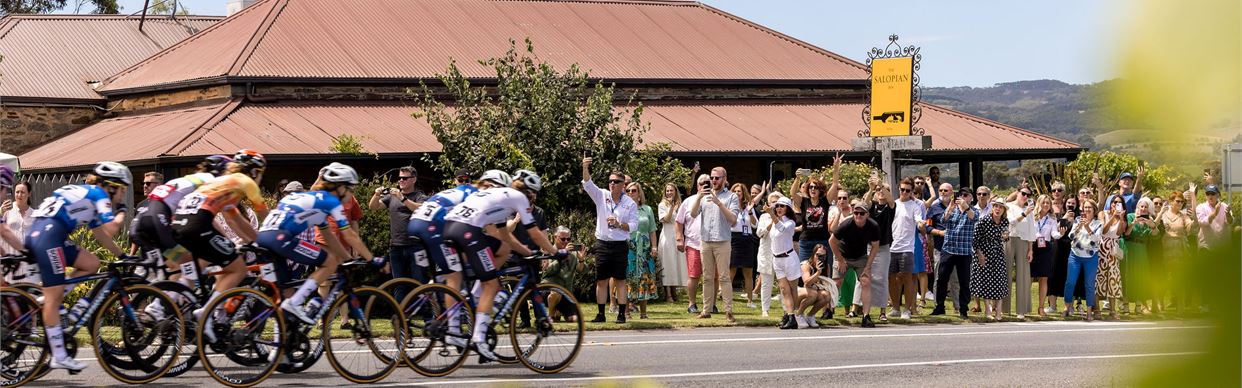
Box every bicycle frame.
[52,271,138,335]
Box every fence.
[22,173,136,222]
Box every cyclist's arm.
[240,178,270,220]
[526,224,557,254]
[91,225,126,257]
[223,209,257,243]
[485,223,531,257]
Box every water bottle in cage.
[305,297,323,318]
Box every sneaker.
[724,312,735,323]
[795,315,808,329]
[474,343,499,362]
[1043,306,1054,315]
[281,300,316,325]
[747,302,757,309]
[807,317,820,328]
[50,357,88,372]
[591,313,606,323]
[886,309,899,318]
[687,305,699,314]
[901,309,911,320]
[925,291,935,301]
[821,309,833,320]
[861,314,876,328]
[446,335,468,349]
[778,314,793,329]
[761,311,770,318]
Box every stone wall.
[0,105,101,155]
[108,85,232,112]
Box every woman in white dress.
[657,183,687,303]
[2,181,35,284]
[754,191,782,317]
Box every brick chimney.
[225,0,257,16]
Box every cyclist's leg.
[259,230,330,320]
[30,220,90,369]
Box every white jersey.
[444,187,535,228]
[149,172,215,209]
[411,184,477,223]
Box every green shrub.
[773,161,877,199]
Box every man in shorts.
[677,174,709,314]
[830,200,881,327]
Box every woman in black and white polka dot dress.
[971,199,1010,321]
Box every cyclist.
[260,162,379,323]
[130,155,231,280]
[171,150,270,323]
[26,162,132,372]
[405,170,514,302]
[0,165,22,254]
[442,169,562,361]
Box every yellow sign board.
[869,56,913,137]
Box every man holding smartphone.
[689,166,739,323]
[933,188,977,319]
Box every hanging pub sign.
[860,35,924,139]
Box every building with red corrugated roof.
[15,0,1079,190]
[0,14,222,154]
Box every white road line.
[581,320,1168,339]
[371,352,1200,386]
[581,325,1210,347]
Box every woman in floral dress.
[626,182,659,319]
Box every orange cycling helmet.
[232,149,267,169]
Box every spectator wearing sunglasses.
[582,157,640,324]
[790,155,843,268]
[830,200,881,327]
[1004,186,1037,318]
[863,173,896,320]
[925,183,957,312]
[368,166,429,283]
[688,166,741,323]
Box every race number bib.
[259,263,277,282]
[33,197,64,218]
[180,261,199,281]
[175,193,206,215]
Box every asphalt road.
[23,320,1207,387]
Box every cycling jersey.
[148,172,215,209]
[411,184,477,223]
[174,173,268,217]
[30,184,115,229]
[258,191,349,235]
[443,187,535,228]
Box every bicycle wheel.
[325,287,404,383]
[197,288,283,388]
[399,283,472,377]
[1,287,46,388]
[91,284,184,384]
[377,277,423,307]
[510,283,584,374]
[150,281,199,378]
[488,276,521,364]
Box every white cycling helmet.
[480,169,512,187]
[513,169,543,192]
[319,162,360,185]
[93,161,132,186]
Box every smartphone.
[694,161,701,170]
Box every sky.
[108,0,1125,87]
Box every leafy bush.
[773,161,877,199]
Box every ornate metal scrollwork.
[860,35,924,138]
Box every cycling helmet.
[513,169,543,192]
[319,162,360,185]
[232,149,267,170]
[479,169,512,187]
[203,155,232,176]
[0,166,12,188]
[93,161,132,186]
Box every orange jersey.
[176,173,269,216]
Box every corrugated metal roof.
[0,14,221,101]
[18,103,230,169]
[100,0,867,94]
[20,100,1077,170]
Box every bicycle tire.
[509,283,584,374]
[196,287,283,388]
[377,277,423,306]
[400,283,472,377]
[148,281,200,378]
[324,287,405,383]
[0,287,46,388]
[91,284,184,384]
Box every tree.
[0,0,118,14]
[413,39,688,213]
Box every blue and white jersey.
[258,190,349,235]
[31,184,116,229]
[411,184,477,223]
[444,187,536,228]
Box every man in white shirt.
[677,175,709,314]
[1004,187,1037,318]
[689,167,739,323]
[582,157,639,324]
[888,178,925,319]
